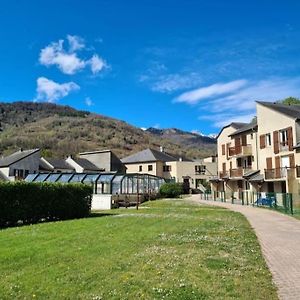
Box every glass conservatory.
[25,172,165,195]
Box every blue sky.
[1,1,300,135]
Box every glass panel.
[98,174,114,183]
[46,173,61,182]
[34,173,49,182]
[25,174,38,182]
[58,173,74,183]
[112,175,124,194]
[83,174,100,183]
[69,174,86,183]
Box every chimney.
[159,146,164,153]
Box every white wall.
[91,194,112,210]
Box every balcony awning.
[209,176,222,182]
[248,173,264,183]
[243,169,260,179]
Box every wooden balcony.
[228,145,252,157]
[229,167,252,178]
[265,167,294,180]
[219,171,229,178]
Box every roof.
[0,170,9,181]
[229,120,257,137]
[46,158,75,171]
[257,101,300,120]
[121,148,192,164]
[0,148,40,167]
[216,122,248,139]
[39,158,54,171]
[248,173,264,182]
[79,149,111,155]
[243,169,260,179]
[72,157,103,171]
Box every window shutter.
[222,163,226,173]
[260,134,266,149]
[287,127,293,151]
[273,131,279,154]
[289,154,295,168]
[222,144,225,155]
[266,157,272,170]
[235,138,241,154]
[275,156,280,178]
[241,135,247,146]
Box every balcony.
[265,167,295,180]
[219,171,229,178]
[229,167,252,178]
[228,145,252,157]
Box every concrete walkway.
[189,195,300,300]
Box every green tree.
[278,97,300,105]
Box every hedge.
[0,181,93,228]
[159,182,183,198]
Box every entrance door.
[281,156,290,178]
[183,178,190,194]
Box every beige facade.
[122,148,217,191]
[212,101,300,202]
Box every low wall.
[91,194,112,210]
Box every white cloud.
[85,97,93,106]
[39,35,107,75]
[67,35,85,52]
[175,79,247,104]
[210,77,300,113]
[199,112,254,128]
[35,77,80,103]
[89,54,107,74]
[151,72,202,93]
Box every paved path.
[189,195,300,300]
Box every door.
[281,156,290,178]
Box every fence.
[200,191,299,216]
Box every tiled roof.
[0,148,39,167]
[257,101,300,120]
[216,122,248,139]
[72,157,103,171]
[229,120,257,137]
[121,148,191,163]
[46,158,75,171]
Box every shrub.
[0,181,93,228]
[159,182,183,198]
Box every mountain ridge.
[0,101,216,159]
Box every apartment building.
[211,101,300,201]
[121,147,217,191]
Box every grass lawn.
[0,199,277,299]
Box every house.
[78,149,126,173]
[121,147,217,190]
[39,157,75,173]
[0,148,40,181]
[66,156,103,173]
[211,101,300,202]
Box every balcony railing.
[228,145,252,157]
[219,171,229,178]
[229,167,252,178]
[265,167,294,180]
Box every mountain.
[0,102,216,159]
[146,127,216,147]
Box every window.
[163,165,171,172]
[280,129,288,146]
[148,165,153,171]
[195,165,206,174]
[139,165,142,172]
[222,144,225,155]
[250,133,253,140]
[265,133,271,146]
